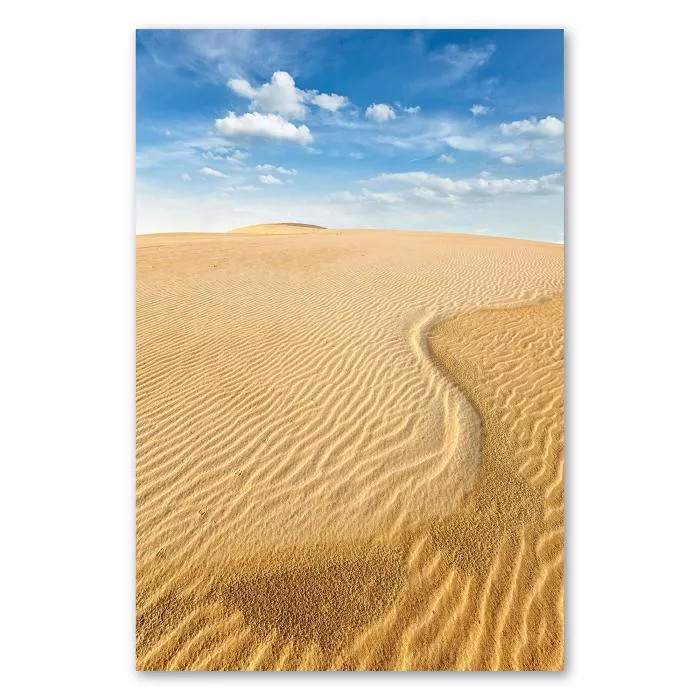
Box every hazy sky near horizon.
[136,29,564,241]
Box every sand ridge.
[136,226,563,670]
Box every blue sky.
[136,29,564,241]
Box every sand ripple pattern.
[136,227,563,670]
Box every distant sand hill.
[229,222,329,234]
[136,225,563,670]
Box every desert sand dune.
[136,226,563,670]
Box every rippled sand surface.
[136,224,564,670]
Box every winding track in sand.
[136,224,564,670]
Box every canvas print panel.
[136,28,564,671]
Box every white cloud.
[437,154,456,164]
[309,92,350,112]
[215,111,313,145]
[181,173,192,181]
[255,164,298,176]
[470,104,490,117]
[259,174,284,185]
[500,155,516,165]
[365,103,396,123]
[228,71,350,118]
[500,116,564,138]
[228,150,249,160]
[349,152,364,160]
[164,129,173,137]
[200,166,228,178]
[228,71,307,119]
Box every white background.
[3,1,700,697]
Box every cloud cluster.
[220,71,356,147]
[330,170,563,207]
[443,116,564,163]
[370,170,563,197]
[215,111,313,145]
[229,71,350,119]
[437,154,456,164]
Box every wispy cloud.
[256,164,298,176]
[470,104,491,116]
[200,166,228,178]
[259,174,284,185]
[428,43,496,85]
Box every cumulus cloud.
[200,167,228,178]
[228,71,307,119]
[308,92,349,112]
[365,103,396,123]
[500,155,516,165]
[470,104,490,116]
[437,154,456,164]
[255,164,298,176]
[259,174,284,185]
[181,173,192,181]
[228,71,350,118]
[228,150,249,160]
[500,116,564,138]
[215,111,313,145]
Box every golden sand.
[136,224,564,670]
